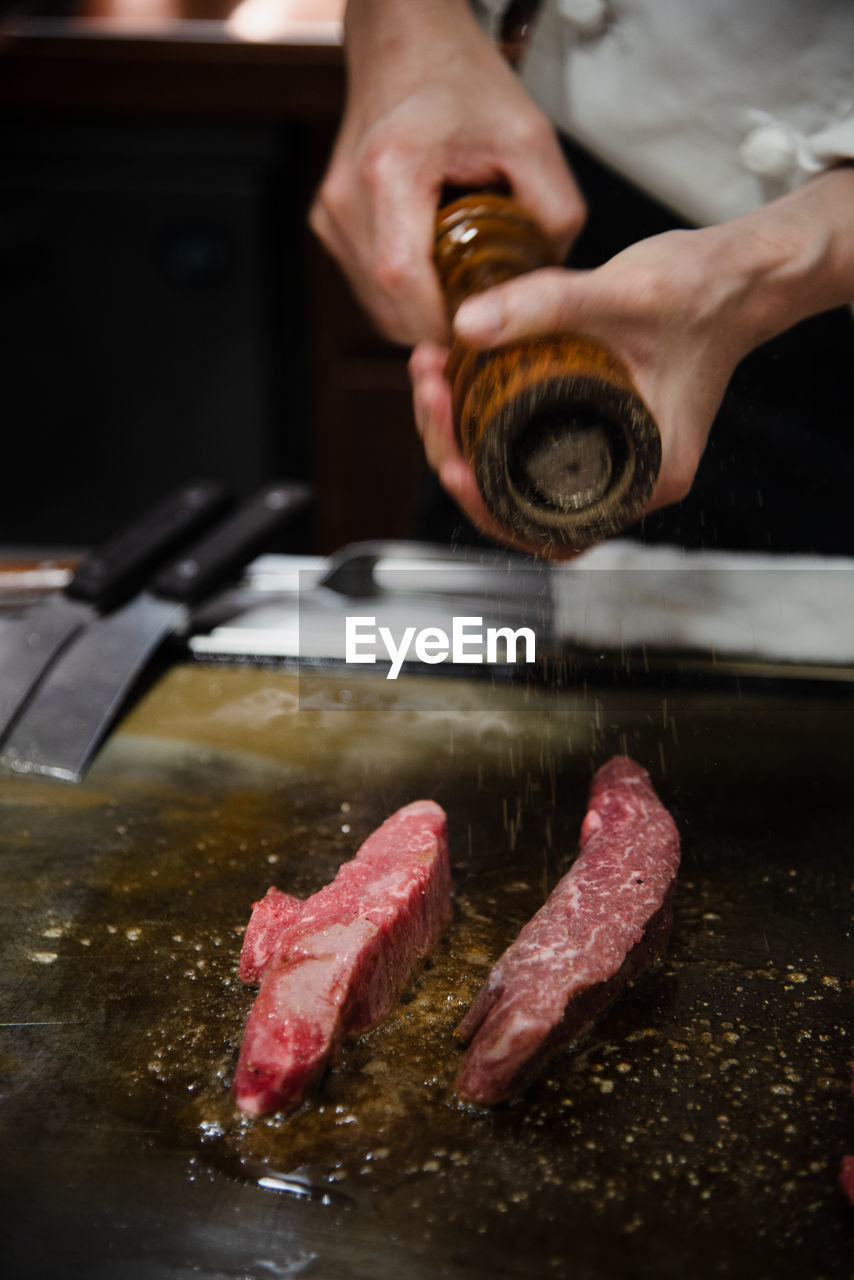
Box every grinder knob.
[434,192,661,553]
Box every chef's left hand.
[410,224,755,549]
[411,166,854,555]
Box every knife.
[0,482,312,783]
[0,479,232,742]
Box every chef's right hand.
[309,0,586,346]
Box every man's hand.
[310,0,585,345]
[410,165,854,553]
[411,229,749,551]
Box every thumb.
[453,267,591,347]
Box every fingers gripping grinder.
[434,192,661,552]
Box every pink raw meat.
[239,888,304,984]
[842,1062,854,1209]
[841,1156,854,1209]
[456,756,680,1105]
[233,800,451,1117]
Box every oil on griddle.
[0,663,851,1280]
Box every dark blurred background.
[0,0,423,552]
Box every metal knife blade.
[317,540,551,601]
[0,479,232,742]
[0,482,312,783]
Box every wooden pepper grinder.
[434,192,661,552]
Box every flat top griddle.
[1,662,852,1279]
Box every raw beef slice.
[233,800,451,1116]
[842,1061,854,1209]
[238,887,304,985]
[456,756,680,1105]
[841,1155,854,1209]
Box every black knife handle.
[67,479,233,610]
[150,482,313,603]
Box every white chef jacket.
[475,0,854,227]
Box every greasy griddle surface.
[0,665,852,1279]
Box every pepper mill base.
[453,334,662,552]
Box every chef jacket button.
[739,123,798,179]
[557,0,610,38]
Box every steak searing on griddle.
[456,756,680,1105]
[232,800,451,1117]
[238,887,304,985]
[842,1062,854,1209]
[841,1156,854,1209]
